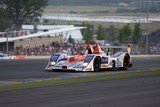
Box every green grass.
[0,70,160,92]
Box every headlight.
[50,62,56,66]
[83,63,88,67]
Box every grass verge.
[0,70,160,92]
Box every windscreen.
[50,54,60,61]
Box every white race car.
[0,53,12,59]
[0,52,26,60]
[45,44,132,71]
[63,44,132,71]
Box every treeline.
[80,23,141,45]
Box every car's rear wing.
[101,44,131,54]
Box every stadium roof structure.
[0,26,86,43]
[22,25,75,30]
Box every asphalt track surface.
[0,57,160,107]
[0,75,160,107]
[0,57,160,80]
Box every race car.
[0,53,12,59]
[45,44,132,71]
[60,44,132,71]
[0,52,26,60]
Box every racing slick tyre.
[93,56,101,71]
[118,54,130,70]
[112,60,116,68]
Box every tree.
[0,8,11,31]
[97,24,105,40]
[83,23,94,43]
[1,0,48,29]
[119,24,132,44]
[109,25,117,42]
[133,23,141,44]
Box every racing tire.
[118,54,130,70]
[112,60,115,68]
[93,57,101,72]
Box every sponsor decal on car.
[101,64,108,68]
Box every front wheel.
[93,57,101,71]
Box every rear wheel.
[112,60,115,68]
[93,57,101,71]
[118,54,130,70]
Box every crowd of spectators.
[8,39,160,56]
[149,30,160,54]
[130,30,160,54]
[12,41,86,56]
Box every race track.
[0,56,160,80]
[0,56,160,107]
[0,74,160,107]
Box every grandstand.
[0,25,85,52]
